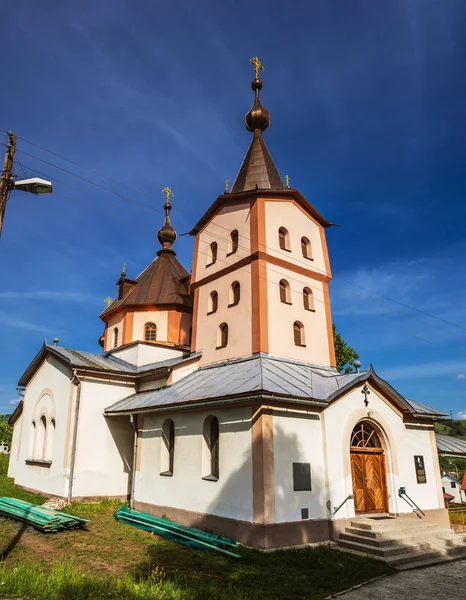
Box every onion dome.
[245,78,270,132]
[157,187,177,254]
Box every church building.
[8,62,448,549]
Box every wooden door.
[351,452,388,514]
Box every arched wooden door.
[350,421,388,514]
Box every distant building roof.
[461,474,466,491]
[436,433,466,457]
[444,492,455,501]
[105,353,446,417]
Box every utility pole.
[0,131,17,238]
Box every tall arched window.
[229,230,239,254]
[301,236,312,259]
[45,418,56,460]
[278,227,290,251]
[37,415,47,460]
[230,281,240,306]
[209,242,218,265]
[293,321,305,346]
[279,279,291,304]
[303,287,315,311]
[208,291,218,314]
[29,421,36,459]
[145,323,157,341]
[217,323,228,348]
[113,327,119,348]
[203,416,219,480]
[161,418,175,476]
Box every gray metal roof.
[436,433,466,456]
[18,343,200,386]
[105,353,446,417]
[404,398,446,417]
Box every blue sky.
[1,0,466,417]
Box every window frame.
[301,236,313,260]
[229,281,240,307]
[208,290,218,315]
[293,321,306,347]
[160,418,175,477]
[113,327,119,348]
[217,323,229,349]
[303,287,315,311]
[279,279,291,304]
[278,227,291,252]
[227,230,239,256]
[144,322,157,342]
[208,242,218,266]
[202,416,219,481]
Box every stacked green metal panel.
[0,497,87,532]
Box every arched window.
[29,421,36,459]
[209,242,218,265]
[301,236,312,259]
[279,279,291,304]
[217,323,228,348]
[113,327,119,348]
[203,416,219,480]
[230,281,240,306]
[303,287,315,311]
[208,291,218,314]
[144,323,157,341]
[293,321,305,346]
[278,227,290,251]
[37,415,47,460]
[161,418,175,476]
[229,230,239,255]
[351,422,381,449]
[45,418,55,460]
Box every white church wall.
[110,342,185,367]
[264,200,329,277]
[10,356,72,498]
[273,410,327,523]
[72,378,135,498]
[265,263,330,365]
[135,406,253,521]
[195,203,251,282]
[323,384,443,521]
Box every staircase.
[336,516,466,570]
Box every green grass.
[0,455,393,599]
[434,419,466,441]
[0,455,46,505]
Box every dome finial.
[245,56,270,132]
[157,187,177,254]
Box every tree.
[0,421,12,447]
[333,325,359,374]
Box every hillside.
[434,419,466,441]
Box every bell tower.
[190,60,336,367]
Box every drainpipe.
[129,413,137,510]
[68,370,82,503]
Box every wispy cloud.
[8,399,20,405]
[457,374,466,380]
[0,291,95,303]
[456,411,466,420]
[380,360,466,381]
[0,316,52,334]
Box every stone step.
[339,532,399,548]
[350,518,441,534]
[338,538,414,558]
[344,524,448,541]
[396,548,466,571]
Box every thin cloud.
[0,316,52,333]
[9,399,20,405]
[457,374,466,380]
[380,360,466,381]
[0,291,94,302]
[456,411,466,420]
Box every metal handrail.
[333,494,354,515]
[398,487,425,518]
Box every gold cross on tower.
[249,56,264,79]
[162,187,174,202]
[284,174,290,188]
[104,297,112,307]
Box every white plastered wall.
[195,266,253,365]
[322,384,443,521]
[195,203,251,282]
[71,377,135,498]
[266,263,330,365]
[110,343,186,367]
[273,410,327,522]
[104,313,125,351]
[264,200,329,277]
[135,406,253,521]
[9,356,72,497]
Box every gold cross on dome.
[104,297,112,307]
[249,56,264,79]
[285,174,290,188]
[162,187,174,202]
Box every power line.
[10,135,466,340]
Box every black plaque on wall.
[414,455,427,484]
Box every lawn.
[0,455,392,599]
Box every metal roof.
[105,353,446,417]
[18,343,200,386]
[436,433,466,456]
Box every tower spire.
[231,58,284,194]
[157,187,177,254]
